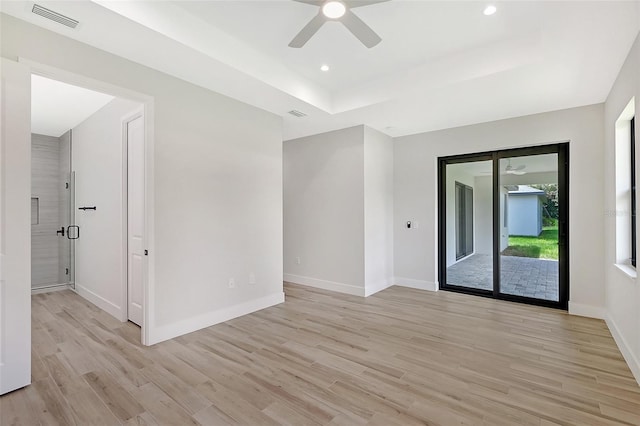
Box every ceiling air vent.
[288,110,307,118]
[32,4,79,29]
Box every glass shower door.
[59,170,76,288]
[31,130,75,290]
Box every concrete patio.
[446,253,559,301]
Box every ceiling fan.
[505,159,526,175]
[289,0,388,48]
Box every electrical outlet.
[228,278,236,288]
[295,256,301,265]
[249,273,256,285]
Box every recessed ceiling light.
[320,64,330,72]
[483,5,497,16]
[322,1,346,19]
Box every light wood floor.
[2,284,640,425]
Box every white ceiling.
[4,0,639,140]
[31,74,114,137]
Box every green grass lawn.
[502,225,558,260]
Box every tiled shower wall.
[32,133,60,288]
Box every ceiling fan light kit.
[322,1,346,18]
[289,0,388,48]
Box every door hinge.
[144,250,148,256]
[65,268,69,275]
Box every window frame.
[631,117,636,267]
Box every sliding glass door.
[438,144,568,309]
[499,153,560,302]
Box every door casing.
[0,58,32,395]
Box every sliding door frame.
[438,143,569,309]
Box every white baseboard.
[31,284,71,294]
[150,291,285,345]
[394,277,439,292]
[364,279,394,297]
[606,313,640,385]
[568,301,606,319]
[284,273,365,296]
[74,284,124,321]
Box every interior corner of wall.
[568,301,606,319]
[393,277,438,292]
[150,291,285,345]
[364,279,394,297]
[605,312,640,385]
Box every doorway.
[30,74,146,328]
[438,143,569,309]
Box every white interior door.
[0,59,32,394]
[127,114,145,326]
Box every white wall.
[508,195,541,237]
[283,125,394,296]
[604,33,640,383]
[283,126,365,295]
[364,126,394,296]
[394,104,605,310]
[1,14,284,344]
[72,98,140,320]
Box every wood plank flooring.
[2,283,639,425]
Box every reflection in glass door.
[499,154,559,302]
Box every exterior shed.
[507,185,546,236]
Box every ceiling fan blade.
[345,0,390,8]
[341,9,382,48]
[512,171,527,175]
[289,14,327,48]
[515,165,526,171]
[292,0,323,5]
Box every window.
[632,117,636,267]
[614,98,636,269]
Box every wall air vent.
[32,4,79,29]
[287,110,307,118]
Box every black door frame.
[438,143,569,310]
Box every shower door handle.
[67,225,80,240]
